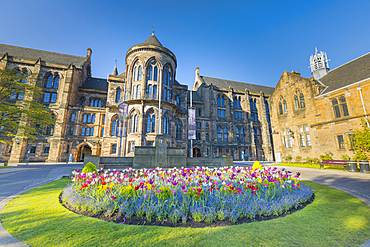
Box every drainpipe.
[357,84,370,128]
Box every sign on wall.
[188,108,196,140]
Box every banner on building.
[119,103,128,121]
[188,108,196,139]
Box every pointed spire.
[111,60,118,76]
[152,25,155,35]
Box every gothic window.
[45,74,59,89]
[87,114,92,123]
[138,66,142,80]
[70,113,75,122]
[81,127,86,136]
[68,126,74,136]
[265,100,270,123]
[90,99,94,107]
[223,126,228,142]
[332,99,341,118]
[131,114,138,133]
[283,100,287,113]
[148,85,153,99]
[298,125,312,147]
[221,97,225,107]
[137,85,141,99]
[176,121,181,139]
[148,61,157,81]
[147,110,155,133]
[294,96,299,110]
[163,114,169,135]
[299,94,305,108]
[217,126,222,142]
[217,95,226,118]
[116,88,121,103]
[134,66,138,81]
[279,102,283,115]
[241,127,245,143]
[163,89,167,101]
[92,114,95,123]
[250,98,258,120]
[153,85,157,99]
[217,96,221,107]
[111,116,118,136]
[339,96,349,117]
[43,92,57,103]
[234,97,241,109]
[83,114,87,123]
[154,67,158,81]
[98,99,102,107]
[133,86,137,99]
[236,127,240,142]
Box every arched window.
[332,99,341,118]
[234,97,238,108]
[294,95,299,110]
[221,97,225,107]
[86,127,90,136]
[279,102,283,115]
[163,89,167,101]
[148,66,153,81]
[70,113,75,122]
[299,93,305,108]
[98,100,102,107]
[83,114,87,123]
[176,121,181,139]
[92,114,95,123]
[217,126,222,142]
[137,85,141,98]
[46,75,53,88]
[153,85,157,99]
[339,96,349,116]
[236,127,240,142]
[90,99,94,107]
[238,97,241,109]
[138,66,142,80]
[241,127,245,143]
[81,127,86,136]
[164,114,169,134]
[116,88,121,103]
[154,67,158,81]
[87,114,92,123]
[164,69,167,85]
[147,110,155,133]
[134,66,138,81]
[283,100,287,113]
[217,96,221,107]
[223,126,228,142]
[53,75,59,89]
[94,99,98,107]
[90,127,94,136]
[133,86,137,99]
[131,114,138,133]
[148,85,153,99]
[111,116,118,136]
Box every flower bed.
[62,166,313,226]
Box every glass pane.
[148,66,153,81]
[154,67,158,81]
[298,126,303,133]
[46,75,53,88]
[43,93,50,102]
[332,99,338,105]
[138,66,142,80]
[294,96,299,110]
[153,86,157,99]
[304,125,309,132]
[152,115,155,132]
[50,93,57,103]
[306,133,311,146]
[341,103,349,116]
[339,96,346,103]
[147,115,151,133]
[334,105,341,118]
[148,85,152,99]
[53,76,59,89]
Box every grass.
[1,178,370,247]
[275,162,348,171]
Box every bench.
[320,160,349,171]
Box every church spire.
[111,60,118,76]
[309,47,330,80]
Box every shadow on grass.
[1,179,370,247]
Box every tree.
[0,67,55,143]
[348,119,370,161]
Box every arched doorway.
[77,145,92,162]
[193,147,201,157]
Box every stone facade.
[0,33,275,163]
[270,49,370,162]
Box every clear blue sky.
[1,0,369,89]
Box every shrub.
[353,152,368,161]
[294,156,302,163]
[82,162,97,174]
[319,152,333,161]
[303,157,312,163]
[252,161,263,170]
[341,154,351,161]
[283,155,292,162]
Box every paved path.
[0,164,83,247]
[0,162,369,246]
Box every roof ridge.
[200,75,274,89]
[325,51,370,75]
[0,43,86,59]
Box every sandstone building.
[270,48,370,162]
[0,33,274,163]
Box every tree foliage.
[0,67,55,143]
[349,119,370,161]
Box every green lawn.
[274,162,348,171]
[1,178,369,247]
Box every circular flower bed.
[62,165,313,226]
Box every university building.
[270,48,370,161]
[0,33,274,163]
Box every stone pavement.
[0,162,369,246]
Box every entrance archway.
[193,147,201,157]
[77,145,92,162]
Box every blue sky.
[1,0,369,88]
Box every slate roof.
[320,51,370,94]
[200,76,274,95]
[0,44,87,67]
[142,34,163,47]
[81,77,108,91]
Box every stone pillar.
[155,135,167,167]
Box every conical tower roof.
[142,33,163,47]
[111,64,118,76]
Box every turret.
[309,47,330,80]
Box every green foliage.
[252,160,263,170]
[294,156,302,163]
[81,162,97,174]
[303,157,313,163]
[341,154,351,161]
[119,185,137,197]
[319,151,333,161]
[349,119,370,161]
[0,67,55,143]
[186,187,204,200]
[156,187,173,201]
[283,154,292,162]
